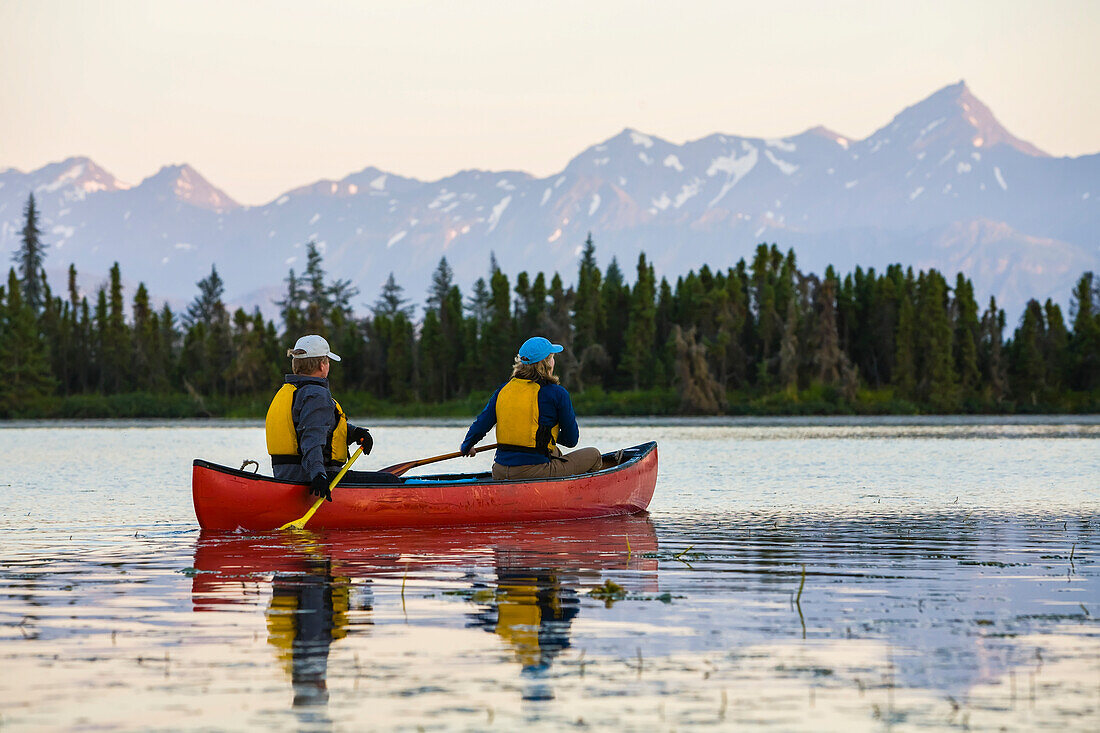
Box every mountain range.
[1,81,1097,321]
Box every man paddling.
[265,334,401,501]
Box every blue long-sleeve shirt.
[460,380,580,466]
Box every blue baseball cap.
[518,336,563,364]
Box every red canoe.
[192,442,658,530]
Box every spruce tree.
[226,308,268,395]
[183,265,230,394]
[0,269,55,415]
[979,296,1007,401]
[812,276,842,385]
[573,234,603,356]
[917,271,959,411]
[14,194,47,312]
[93,287,109,391]
[158,303,180,385]
[529,273,548,334]
[131,283,155,391]
[387,312,416,401]
[1042,299,1069,394]
[276,269,305,338]
[1010,300,1047,405]
[621,253,657,389]
[599,258,629,388]
[893,278,917,399]
[952,274,981,400]
[418,309,443,401]
[779,297,800,393]
[485,265,514,378]
[184,265,226,329]
[1069,272,1100,391]
[543,273,579,385]
[374,272,413,318]
[103,263,130,392]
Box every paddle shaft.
[278,443,365,530]
[381,443,499,477]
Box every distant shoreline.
[4,410,1099,430]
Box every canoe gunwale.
[193,441,657,488]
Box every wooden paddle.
[278,443,366,531]
[380,443,499,477]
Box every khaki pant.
[492,446,603,480]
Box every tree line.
[2,192,1098,417]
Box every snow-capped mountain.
[1,81,1096,320]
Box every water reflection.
[191,515,659,708]
[3,509,1095,729]
[465,560,581,701]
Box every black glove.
[309,473,332,502]
[348,426,373,454]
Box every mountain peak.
[144,164,239,211]
[32,156,131,196]
[802,125,853,149]
[877,81,1048,157]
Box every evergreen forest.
[2,193,1098,418]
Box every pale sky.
[1,0,1097,205]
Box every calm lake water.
[1,418,1098,730]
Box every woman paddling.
[460,336,603,479]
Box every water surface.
[1,419,1097,730]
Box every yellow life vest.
[495,378,559,456]
[265,383,349,465]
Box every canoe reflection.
[191,515,658,706]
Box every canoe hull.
[192,442,657,530]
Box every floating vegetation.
[587,580,680,607]
[175,567,212,576]
[588,580,627,607]
[441,587,498,603]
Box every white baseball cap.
[289,334,341,361]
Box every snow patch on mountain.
[675,180,702,208]
[764,150,799,175]
[589,194,601,216]
[707,142,759,206]
[487,196,511,232]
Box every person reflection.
[467,551,580,701]
[266,557,359,707]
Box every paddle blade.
[279,497,323,530]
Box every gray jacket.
[271,374,359,483]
